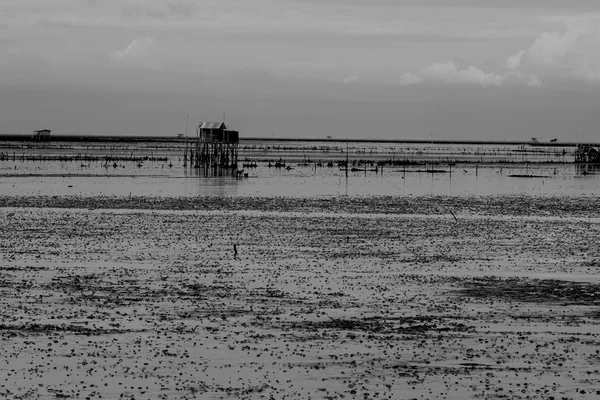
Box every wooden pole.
[346,139,349,178]
[183,114,189,167]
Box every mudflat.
[1,194,600,399]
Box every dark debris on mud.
[0,323,135,336]
[275,316,476,336]
[458,277,600,305]
[44,274,175,307]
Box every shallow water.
[1,159,600,198]
[0,139,575,161]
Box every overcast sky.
[2,0,600,140]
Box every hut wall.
[225,130,239,143]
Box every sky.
[2,0,600,141]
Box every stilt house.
[193,122,239,169]
[32,129,51,141]
[575,144,600,163]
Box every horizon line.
[0,133,591,147]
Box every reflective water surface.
[1,159,599,198]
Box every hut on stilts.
[575,144,600,163]
[185,122,239,175]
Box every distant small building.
[575,144,600,163]
[189,121,239,170]
[197,122,239,143]
[32,129,51,141]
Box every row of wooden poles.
[0,152,168,162]
[183,141,238,170]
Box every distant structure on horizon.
[575,144,600,163]
[32,129,51,141]
[184,121,239,173]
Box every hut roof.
[575,144,593,154]
[199,122,226,130]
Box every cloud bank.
[424,61,504,86]
[399,18,600,87]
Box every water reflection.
[3,158,600,198]
[189,166,239,179]
[189,176,240,197]
[575,163,600,175]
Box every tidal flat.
[1,195,600,399]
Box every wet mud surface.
[2,193,600,217]
[1,197,600,399]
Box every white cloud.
[420,61,504,86]
[398,73,423,86]
[504,50,524,70]
[503,70,542,87]
[111,37,155,60]
[398,58,539,88]
[110,37,161,70]
[343,74,360,83]
[506,19,600,82]
[397,18,600,88]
